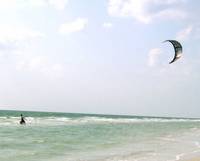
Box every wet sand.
[184,157,200,161]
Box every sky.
[0,0,200,117]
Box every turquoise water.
[1,110,200,161]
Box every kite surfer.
[20,114,26,125]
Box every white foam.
[159,137,177,142]
[194,141,200,148]
[0,116,200,126]
[175,153,185,160]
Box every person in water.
[20,114,26,125]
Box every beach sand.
[184,157,200,161]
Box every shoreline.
[182,154,200,161]
[184,157,200,161]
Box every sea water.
[0,110,200,161]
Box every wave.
[0,116,200,126]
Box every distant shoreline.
[0,109,199,120]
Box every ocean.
[0,110,200,161]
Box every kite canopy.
[164,40,182,64]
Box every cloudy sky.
[0,0,200,117]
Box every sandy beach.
[184,157,200,161]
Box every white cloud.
[148,48,162,66]
[0,0,18,9]
[107,0,187,24]
[0,25,44,43]
[154,8,186,20]
[16,56,64,76]
[49,0,68,10]
[0,0,68,10]
[28,0,46,7]
[29,0,68,10]
[59,18,88,34]
[176,25,193,41]
[0,25,44,50]
[103,22,113,28]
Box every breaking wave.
[0,116,200,126]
